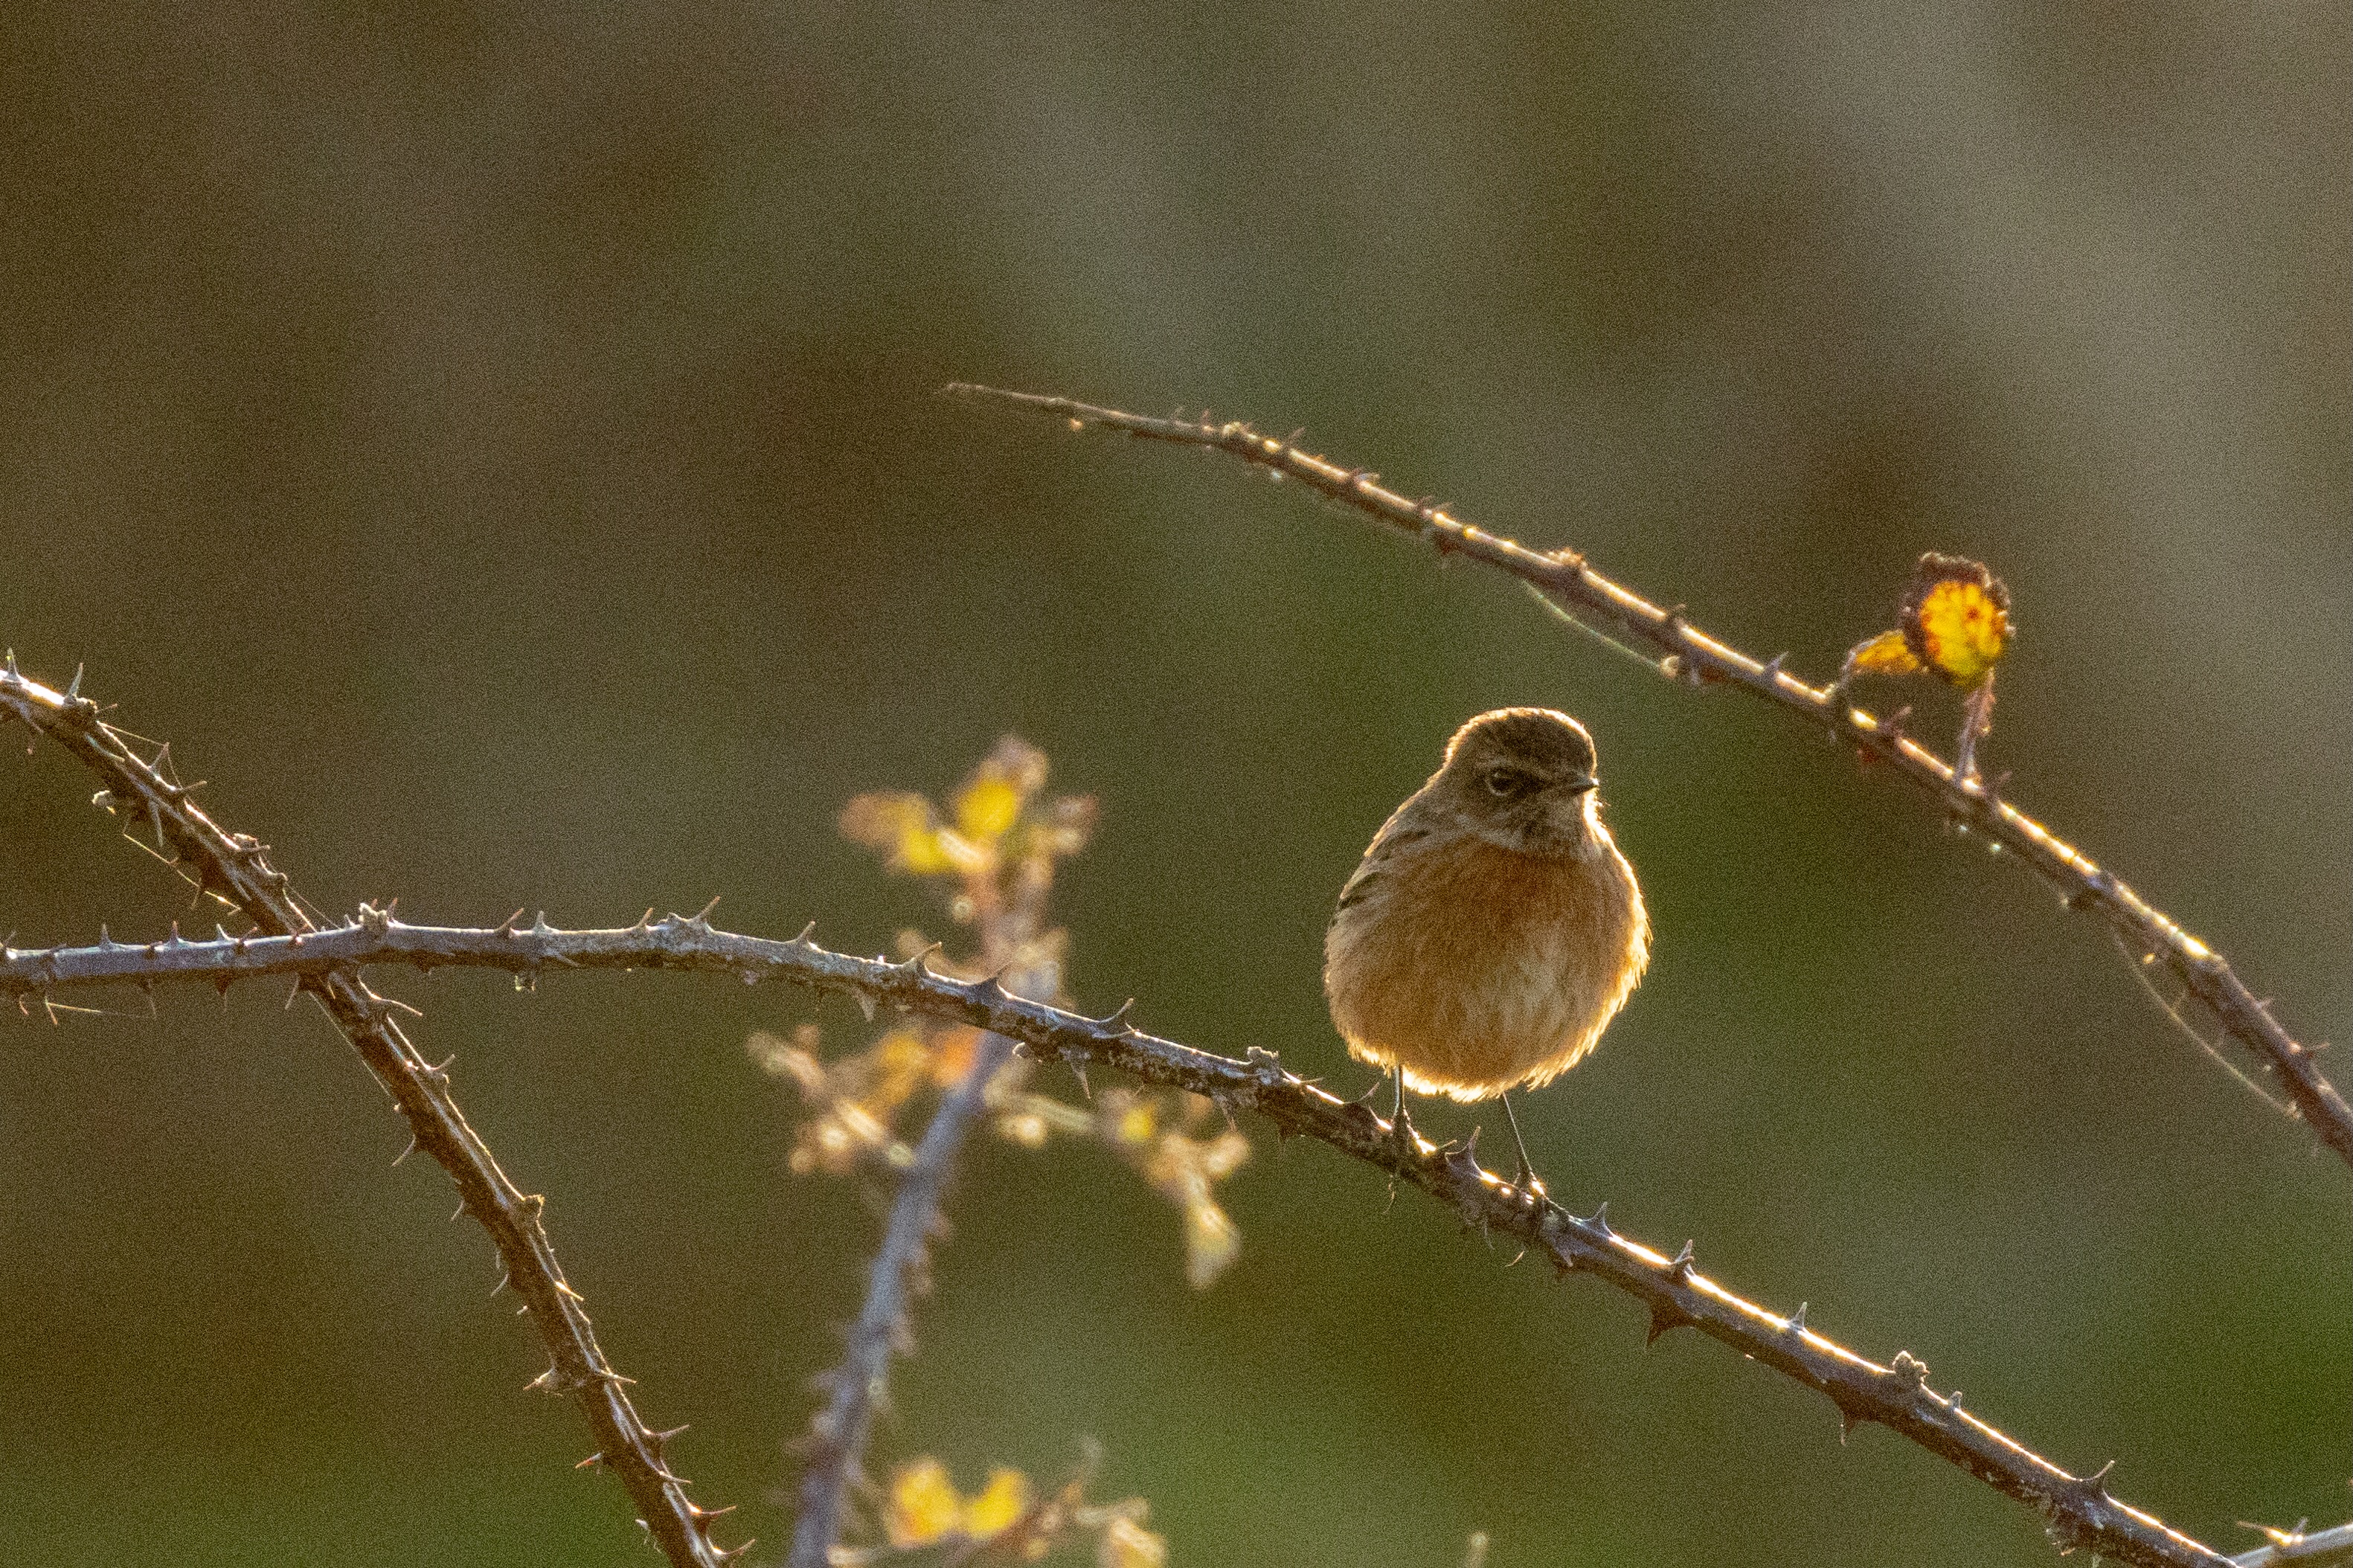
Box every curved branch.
[2,910,2241,1568]
[0,661,743,1568]
[937,384,2353,1172]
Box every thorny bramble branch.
[937,383,2353,1172]
[0,658,745,1568]
[1,907,2252,1568]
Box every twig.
[2234,1523,2353,1568]
[0,660,742,1568]
[789,774,1065,1568]
[936,384,2353,1172]
[3,910,2245,1568]
[786,1028,1019,1568]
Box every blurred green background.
[1,3,2345,1564]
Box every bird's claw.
[1388,1103,1418,1158]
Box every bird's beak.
[1563,773,1598,795]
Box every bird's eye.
[1483,768,1528,797]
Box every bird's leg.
[1388,1067,1417,1155]
[1497,1093,1546,1202]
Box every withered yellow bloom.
[1843,628,1923,678]
[1900,553,2011,687]
[1839,552,2012,691]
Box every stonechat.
[1323,707,1650,1192]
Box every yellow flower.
[885,1458,1033,1549]
[956,773,1025,844]
[961,1467,1032,1540]
[1116,1103,1158,1146]
[886,1458,963,1548]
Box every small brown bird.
[1323,707,1649,1191]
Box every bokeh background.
[2,4,2346,1564]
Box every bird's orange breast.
[1323,831,1648,1101]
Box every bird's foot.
[1496,1093,1548,1206]
[1387,1102,1419,1160]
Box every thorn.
[490,1271,510,1297]
[898,942,943,977]
[1761,653,1788,681]
[1837,1404,1866,1443]
[498,908,526,934]
[794,920,817,944]
[2073,1459,2116,1496]
[1787,1302,1808,1334]
[689,894,722,927]
[651,1424,690,1449]
[1067,1058,1092,1099]
[1645,1302,1689,1346]
[1876,705,1913,742]
[1338,466,1378,492]
[1091,997,1135,1029]
[1668,1240,1695,1281]
[283,975,306,1009]
[1582,1201,1611,1236]
[575,1451,607,1470]
[392,1137,417,1166]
